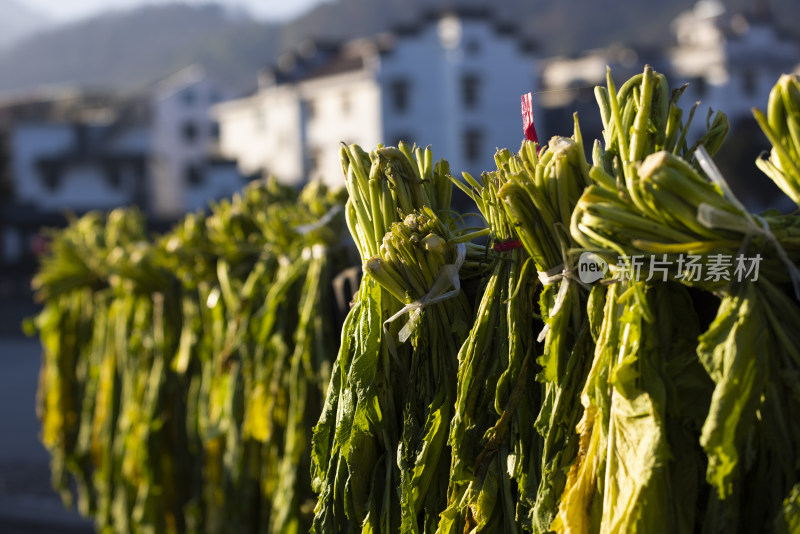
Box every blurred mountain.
[279,0,800,55]
[0,0,796,95]
[0,3,280,94]
[0,0,50,49]
[278,0,689,54]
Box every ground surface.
[0,336,94,533]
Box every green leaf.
[697,282,768,498]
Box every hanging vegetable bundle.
[560,66,800,533]
[311,143,490,533]
[29,178,348,534]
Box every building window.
[182,121,198,143]
[389,79,410,113]
[462,74,481,109]
[465,39,481,55]
[742,69,756,96]
[342,92,351,115]
[106,164,121,189]
[185,163,203,186]
[41,168,60,192]
[182,89,195,106]
[464,129,482,163]
[303,99,316,120]
[306,147,322,177]
[693,77,707,98]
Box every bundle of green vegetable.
[754,73,800,205]
[311,143,489,532]
[496,125,602,534]
[434,120,598,532]
[560,66,800,532]
[437,153,541,534]
[29,178,348,534]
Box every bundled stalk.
[29,179,348,534]
[562,65,800,532]
[31,208,178,527]
[753,73,800,206]
[495,131,601,534]
[437,156,539,533]
[311,143,488,533]
[437,120,596,532]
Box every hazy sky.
[20,0,329,22]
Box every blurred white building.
[534,0,798,148]
[3,91,150,213]
[0,67,246,266]
[2,66,245,220]
[212,8,539,188]
[149,65,242,218]
[669,0,799,127]
[537,44,665,144]
[9,122,148,213]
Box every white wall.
[378,16,537,179]
[301,72,382,188]
[213,98,261,175]
[150,73,229,218]
[214,86,305,185]
[378,26,451,158]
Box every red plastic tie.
[493,239,524,252]
[521,92,539,144]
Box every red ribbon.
[493,239,524,252]
[521,93,539,144]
